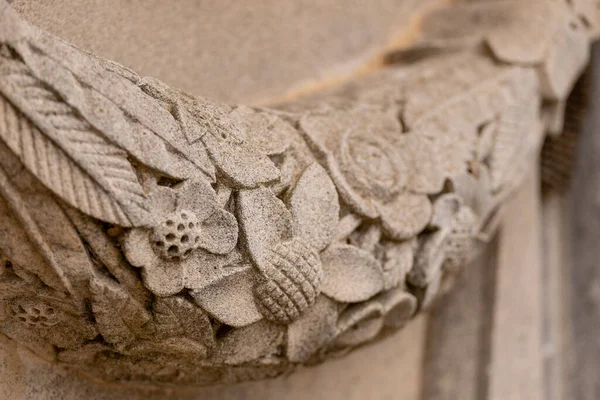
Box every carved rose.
[299,108,432,239]
[123,179,238,296]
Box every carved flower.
[0,297,97,358]
[299,107,433,240]
[123,179,238,297]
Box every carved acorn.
[254,238,322,324]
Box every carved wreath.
[0,0,593,386]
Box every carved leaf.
[489,68,540,191]
[153,296,216,352]
[65,207,151,306]
[89,277,155,345]
[404,54,533,148]
[237,187,294,264]
[538,17,589,100]
[0,51,150,226]
[21,37,214,181]
[0,171,71,293]
[126,337,208,360]
[173,96,280,188]
[320,244,384,303]
[288,162,339,252]
[15,48,215,181]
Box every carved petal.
[215,319,283,365]
[485,1,564,65]
[201,132,280,189]
[377,193,432,240]
[126,337,208,360]
[140,258,185,297]
[231,106,292,156]
[400,134,445,194]
[333,301,384,348]
[298,113,379,218]
[320,244,384,303]
[122,228,157,268]
[430,193,462,229]
[176,179,219,221]
[289,162,339,252]
[378,288,417,328]
[382,241,414,291]
[183,250,244,291]
[237,187,294,264]
[190,265,263,327]
[286,295,338,363]
[197,209,238,255]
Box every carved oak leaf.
[215,319,284,365]
[402,53,500,129]
[189,264,263,328]
[320,244,384,303]
[288,162,340,252]
[89,277,155,346]
[286,295,338,363]
[153,296,216,353]
[0,49,151,227]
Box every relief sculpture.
[0,0,594,386]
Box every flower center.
[10,300,59,327]
[151,209,202,261]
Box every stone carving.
[0,0,594,387]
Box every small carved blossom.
[123,179,238,297]
[0,297,96,351]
